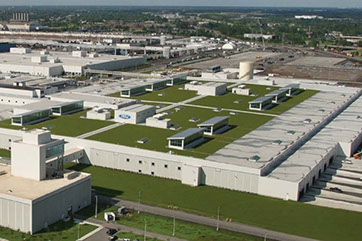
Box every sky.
[0,0,361,8]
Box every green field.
[78,204,262,241]
[117,232,161,241]
[108,83,198,102]
[67,163,362,241]
[190,85,318,115]
[0,219,96,241]
[0,148,11,158]
[86,107,272,158]
[0,110,114,137]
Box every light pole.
[77,223,81,240]
[264,232,267,241]
[138,191,141,214]
[95,195,98,218]
[172,213,176,236]
[144,219,147,241]
[216,206,220,231]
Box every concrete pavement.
[96,195,317,241]
[80,215,186,241]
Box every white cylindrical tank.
[239,61,254,80]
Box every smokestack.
[26,13,29,22]
[22,12,25,21]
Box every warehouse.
[168,128,204,150]
[265,89,289,103]
[184,82,227,96]
[114,104,156,124]
[198,116,229,135]
[0,48,145,77]
[248,96,274,110]
[0,129,91,234]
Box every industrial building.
[0,48,145,77]
[168,128,205,150]
[114,104,156,124]
[184,82,227,96]
[0,129,91,234]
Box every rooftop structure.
[115,104,156,124]
[168,128,204,150]
[49,92,138,110]
[248,96,274,111]
[184,82,227,96]
[198,116,229,135]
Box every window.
[170,139,183,147]
[126,158,130,162]
[151,162,155,166]
[177,167,181,171]
[164,164,168,168]
[138,170,142,173]
[139,160,142,164]
[46,144,64,159]
[151,171,154,175]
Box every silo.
[239,61,254,80]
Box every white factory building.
[0,129,91,234]
[0,48,145,77]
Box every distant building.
[295,15,324,20]
[243,34,274,40]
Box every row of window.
[1,99,26,104]
[127,158,181,170]
[138,169,181,175]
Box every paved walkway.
[96,195,317,241]
[155,95,206,113]
[79,215,186,241]
[77,123,122,139]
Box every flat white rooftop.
[119,104,154,112]
[206,90,360,170]
[0,165,90,201]
[49,92,137,108]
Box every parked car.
[106,228,118,236]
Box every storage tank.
[239,61,254,80]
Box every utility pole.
[216,206,220,231]
[95,195,98,218]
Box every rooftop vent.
[272,140,283,145]
[189,117,199,122]
[249,155,260,162]
[287,130,295,135]
[137,138,149,144]
[303,118,312,123]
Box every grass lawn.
[190,84,318,115]
[86,107,272,158]
[117,232,161,241]
[67,163,362,241]
[0,219,96,241]
[108,83,198,103]
[0,148,11,158]
[0,110,114,137]
[78,204,262,241]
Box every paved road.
[96,195,317,241]
[80,216,186,241]
[77,123,122,139]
